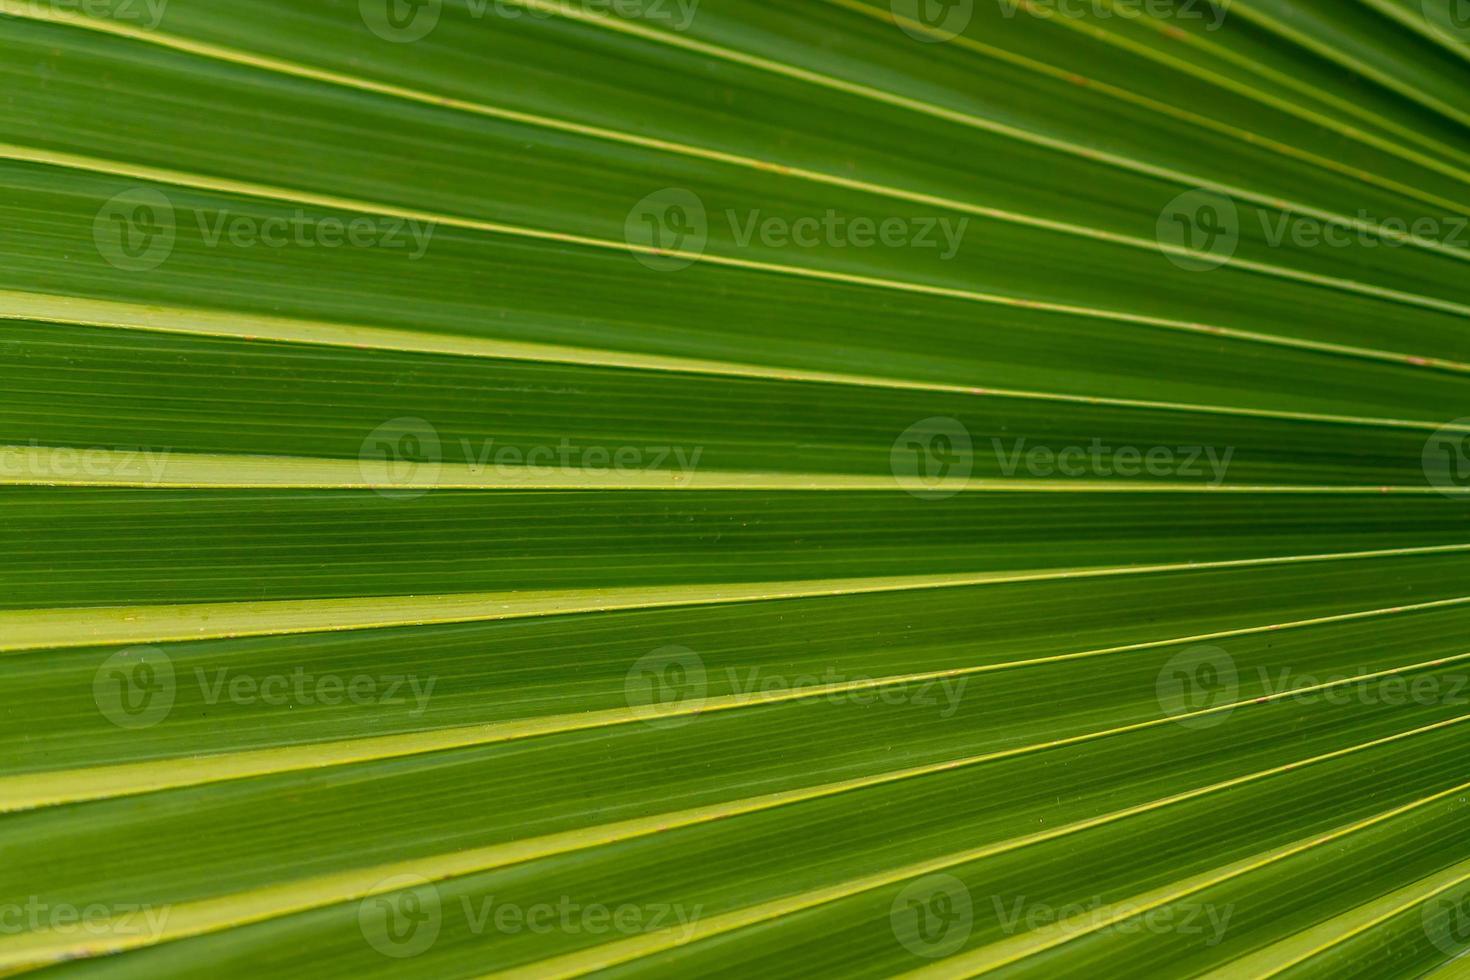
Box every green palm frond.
[4,0,1470,976]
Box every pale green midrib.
[905,787,1470,975]
[0,443,1461,492]
[5,543,1470,654]
[12,0,1470,306]
[1357,0,1470,68]
[830,0,1470,216]
[485,713,1470,980]
[503,0,1470,268]
[1083,0,1470,173]
[1217,856,1470,977]
[10,587,1470,814]
[9,290,1470,428]
[1223,0,1470,131]
[7,696,1464,973]
[10,140,1470,376]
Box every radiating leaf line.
[483,713,1470,979]
[0,443,1458,492]
[1359,0,1470,64]
[9,140,1470,370]
[4,543,1467,654]
[1048,0,1470,180]
[828,0,1470,215]
[12,588,1470,813]
[931,776,1470,976]
[1223,0,1470,130]
[502,0,1470,265]
[11,0,1469,302]
[8,705,1462,974]
[1083,0,1470,169]
[1227,857,1470,977]
[8,291,1468,427]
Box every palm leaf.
[3,0,1470,975]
